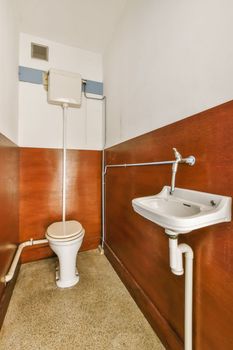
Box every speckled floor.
[0,250,164,350]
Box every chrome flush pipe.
[170,148,195,195]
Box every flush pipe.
[62,103,68,222]
[166,229,194,350]
[2,238,48,284]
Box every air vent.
[31,43,49,61]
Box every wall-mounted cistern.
[170,148,195,195]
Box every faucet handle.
[173,148,182,161]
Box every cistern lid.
[46,220,83,239]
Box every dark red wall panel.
[0,134,19,327]
[19,148,101,262]
[105,100,233,350]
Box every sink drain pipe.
[166,230,194,350]
[1,238,48,284]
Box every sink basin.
[132,186,231,234]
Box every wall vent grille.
[31,43,49,61]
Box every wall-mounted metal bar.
[83,80,103,96]
[104,156,195,174]
[83,81,105,100]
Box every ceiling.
[18,0,127,53]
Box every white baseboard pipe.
[2,238,48,284]
[168,235,194,350]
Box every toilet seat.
[46,220,84,241]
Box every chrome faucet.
[170,148,195,195]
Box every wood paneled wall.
[19,148,101,262]
[105,100,233,350]
[0,134,19,328]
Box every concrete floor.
[0,250,164,350]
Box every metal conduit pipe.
[101,147,106,251]
[2,238,48,284]
[83,80,105,101]
[82,81,106,251]
[104,154,195,173]
[101,98,107,251]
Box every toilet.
[46,220,85,288]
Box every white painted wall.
[0,0,19,143]
[18,0,127,53]
[104,0,233,147]
[18,33,104,149]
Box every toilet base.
[46,227,85,289]
[55,264,80,288]
[56,275,80,288]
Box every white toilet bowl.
[46,220,85,288]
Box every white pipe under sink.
[167,230,194,350]
[2,238,48,284]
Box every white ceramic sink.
[132,186,231,234]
